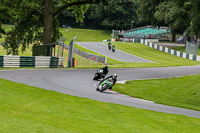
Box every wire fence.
[186,41,199,55]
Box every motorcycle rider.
[108,42,112,50]
[112,45,115,52]
[93,65,109,80]
[97,73,117,91]
[101,65,109,75]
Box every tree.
[187,0,200,40]
[137,0,200,42]
[0,4,11,36]
[1,0,106,55]
[137,0,165,26]
[85,0,137,30]
[154,0,189,41]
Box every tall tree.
[1,0,106,55]
[0,3,11,36]
[187,0,200,40]
[154,0,189,41]
[137,0,164,26]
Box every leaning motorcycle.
[93,69,106,80]
[96,79,114,92]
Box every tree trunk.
[43,0,53,44]
[171,30,176,42]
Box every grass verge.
[0,78,200,133]
[113,75,200,111]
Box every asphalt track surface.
[76,42,153,63]
[1,66,200,118]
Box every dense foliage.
[137,0,200,41]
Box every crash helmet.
[105,65,108,69]
[113,73,117,79]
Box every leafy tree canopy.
[137,0,200,41]
[0,0,106,55]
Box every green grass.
[72,42,200,68]
[113,75,200,111]
[109,42,200,67]
[0,45,32,56]
[0,25,111,43]
[60,28,111,43]
[0,78,200,133]
[0,24,14,43]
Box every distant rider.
[112,45,115,52]
[108,42,112,50]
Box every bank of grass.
[60,28,111,43]
[113,75,200,111]
[0,78,200,133]
[110,42,200,67]
[75,42,200,67]
[0,45,32,56]
[0,24,13,43]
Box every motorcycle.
[93,69,106,80]
[96,79,114,92]
[112,46,115,52]
[108,45,111,50]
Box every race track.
[1,66,200,118]
[77,42,153,63]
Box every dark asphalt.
[77,42,153,63]
[0,66,200,118]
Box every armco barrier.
[20,56,35,67]
[50,57,59,68]
[63,44,106,64]
[140,39,200,62]
[0,55,64,68]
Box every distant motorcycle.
[93,69,106,80]
[96,78,114,92]
[108,42,112,50]
[112,45,115,52]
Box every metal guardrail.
[0,55,64,68]
[62,44,106,64]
